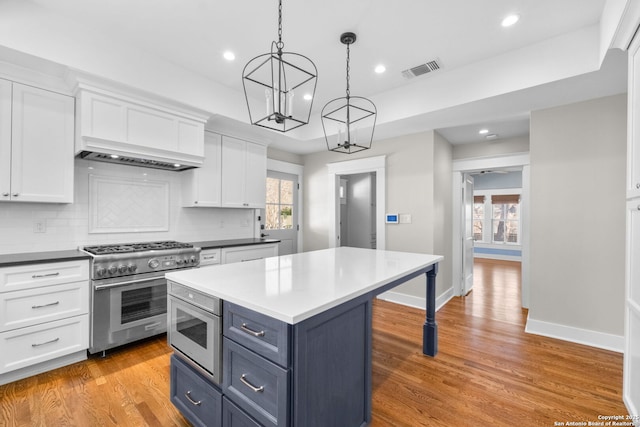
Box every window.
[473,196,485,241]
[491,194,520,244]
[265,176,294,230]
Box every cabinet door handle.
[241,323,265,337]
[1,193,8,197]
[32,301,60,309]
[240,374,264,393]
[32,337,59,347]
[636,183,640,189]
[32,272,60,279]
[12,193,18,197]
[184,391,202,406]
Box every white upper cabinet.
[221,136,266,208]
[629,34,640,199]
[75,82,208,168]
[0,80,74,203]
[182,132,222,207]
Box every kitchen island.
[166,247,442,427]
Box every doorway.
[264,170,298,255]
[452,153,530,308]
[327,155,386,249]
[338,173,377,249]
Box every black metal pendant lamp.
[321,32,377,154]
[242,0,318,133]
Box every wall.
[453,135,529,160]
[0,159,255,254]
[528,94,626,341]
[302,131,453,307]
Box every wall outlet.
[33,220,46,233]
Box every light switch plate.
[399,214,412,224]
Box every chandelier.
[242,0,318,133]
[321,32,377,154]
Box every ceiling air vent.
[401,59,442,79]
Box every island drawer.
[171,354,222,427]
[223,302,290,368]
[222,397,261,427]
[223,338,289,427]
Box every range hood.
[73,76,209,172]
[77,150,196,171]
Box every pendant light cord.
[276,0,284,52]
[345,42,351,99]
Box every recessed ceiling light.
[501,14,520,27]
[303,93,313,101]
[174,164,182,168]
[223,51,235,61]
[374,64,386,74]
[479,129,489,135]
[486,134,499,140]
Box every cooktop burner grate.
[83,241,194,256]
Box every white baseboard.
[474,254,522,262]
[0,350,87,386]
[525,315,624,353]
[377,286,455,312]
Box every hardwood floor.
[370,259,626,426]
[0,259,627,426]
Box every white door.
[264,171,298,255]
[462,173,474,295]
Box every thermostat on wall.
[385,214,399,224]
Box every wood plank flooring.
[0,259,627,426]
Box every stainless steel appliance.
[168,281,222,384]
[83,241,200,355]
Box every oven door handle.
[94,276,163,290]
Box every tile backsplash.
[0,159,256,254]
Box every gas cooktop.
[83,241,194,256]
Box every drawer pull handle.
[184,391,202,406]
[240,374,264,393]
[32,337,59,347]
[32,272,60,279]
[32,301,60,309]
[241,323,265,337]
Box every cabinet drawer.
[224,302,290,368]
[222,397,261,427]
[201,249,221,266]
[171,354,222,427]
[0,281,89,332]
[0,314,89,374]
[221,245,277,264]
[223,338,289,427]
[0,260,89,293]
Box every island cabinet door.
[292,296,372,427]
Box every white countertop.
[165,247,443,324]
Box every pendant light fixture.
[242,0,318,133]
[321,32,377,154]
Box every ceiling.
[0,0,629,154]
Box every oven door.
[168,295,221,384]
[90,272,168,354]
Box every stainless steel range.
[82,241,201,355]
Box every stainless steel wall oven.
[168,280,222,385]
[83,241,200,355]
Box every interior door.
[264,170,298,255]
[462,173,474,295]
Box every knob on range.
[118,265,128,274]
[96,267,107,277]
[148,259,160,269]
[108,265,118,274]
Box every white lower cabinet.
[0,259,90,385]
[0,315,88,375]
[221,244,278,264]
